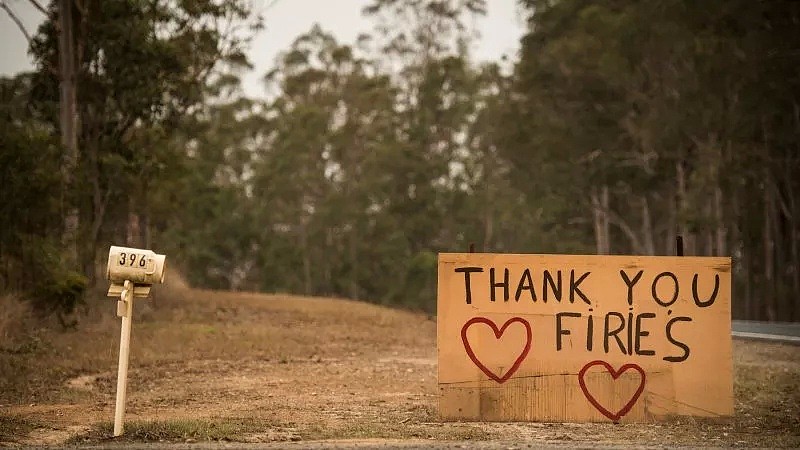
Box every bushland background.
[1,0,799,324]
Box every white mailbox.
[106,246,166,298]
[107,246,166,285]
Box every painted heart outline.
[578,360,646,422]
[461,317,532,384]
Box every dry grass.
[0,414,41,445]
[0,282,798,447]
[66,418,275,445]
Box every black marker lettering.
[619,269,644,306]
[635,313,656,356]
[543,270,562,303]
[663,316,692,362]
[556,312,581,351]
[515,268,537,302]
[569,270,592,304]
[652,272,679,307]
[604,312,626,354]
[627,311,634,355]
[692,273,720,307]
[454,267,483,304]
[490,267,509,302]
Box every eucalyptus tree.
[0,73,83,316]
[510,0,800,320]
[27,0,258,283]
[251,26,402,301]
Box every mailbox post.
[114,280,134,437]
[106,246,166,437]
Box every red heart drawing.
[461,317,532,384]
[578,360,646,422]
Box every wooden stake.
[114,280,134,437]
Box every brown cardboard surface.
[437,253,733,422]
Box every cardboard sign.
[437,253,732,422]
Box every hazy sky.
[0,0,526,98]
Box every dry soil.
[1,281,798,447]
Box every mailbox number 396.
[119,252,147,267]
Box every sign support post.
[114,279,134,437]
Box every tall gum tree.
[27,0,258,283]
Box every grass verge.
[0,414,42,444]
[66,417,275,444]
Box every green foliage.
[0,74,87,314]
[29,243,88,315]
[0,76,60,244]
[509,0,800,319]
[25,0,258,285]
[1,0,257,312]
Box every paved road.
[732,320,800,344]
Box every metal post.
[676,236,684,257]
[113,280,134,436]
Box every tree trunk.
[774,192,788,321]
[482,151,495,252]
[714,185,727,256]
[676,160,693,255]
[666,188,677,256]
[641,195,655,256]
[142,210,151,249]
[704,198,713,256]
[85,139,108,285]
[791,104,800,321]
[323,228,333,296]
[729,191,743,317]
[483,205,494,253]
[792,223,800,321]
[591,185,611,255]
[126,197,141,248]
[300,217,311,296]
[763,185,777,321]
[591,189,604,255]
[142,177,151,249]
[743,250,752,319]
[789,169,800,320]
[601,185,611,254]
[58,0,79,269]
